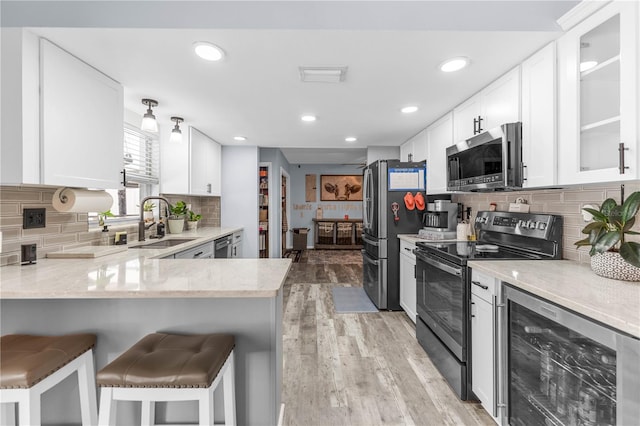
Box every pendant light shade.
[140,99,159,133]
[170,116,184,143]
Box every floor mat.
[331,287,378,313]
[283,250,302,263]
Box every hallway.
[281,250,494,426]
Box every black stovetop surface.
[415,240,544,265]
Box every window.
[89,124,159,226]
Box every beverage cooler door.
[502,285,640,426]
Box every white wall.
[289,164,363,247]
[366,146,400,166]
[221,146,259,258]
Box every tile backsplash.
[452,181,640,263]
[0,186,220,266]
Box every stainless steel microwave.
[446,122,523,192]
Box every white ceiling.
[4,1,579,164]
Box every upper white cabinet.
[190,127,221,196]
[40,39,123,189]
[557,1,638,184]
[453,67,521,143]
[400,129,427,162]
[1,32,123,189]
[161,126,221,196]
[521,42,557,188]
[426,112,453,194]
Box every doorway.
[281,168,291,256]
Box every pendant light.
[140,99,159,133]
[170,116,184,143]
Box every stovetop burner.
[416,240,543,262]
[414,210,564,265]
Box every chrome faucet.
[139,196,170,242]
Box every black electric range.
[413,211,563,400]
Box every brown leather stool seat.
[96,332,237,425]
[97,333,234,388]
[1,333,96,388]
[0,333,98,425]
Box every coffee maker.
[418,200,459,240]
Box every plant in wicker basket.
[575,191,640,280]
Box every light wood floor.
[281,250,495,426]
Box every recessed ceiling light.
[233,136,247,141]
[345,137,357,142]
[580,61,598,72]
[440,57,469,73]
[401,106,418,114]
[301,115,316,122]
[193,42,225,61]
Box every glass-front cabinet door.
[558,1,638,184]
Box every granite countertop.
[469,260,640,339]
[0,227,292,299]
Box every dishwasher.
[214,235,233,258]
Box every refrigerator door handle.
[363,168,370,231]
[362,234,379,247]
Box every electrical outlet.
[23,208,46,229]
[582,204,598,222]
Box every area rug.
[331,287,378,313]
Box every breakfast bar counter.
[0,236,292,425]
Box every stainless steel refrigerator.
[362,159,426,310]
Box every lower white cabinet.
[471,269,501,425]
[399,239,417,323]
[174,241,214,259]
[232,231,243,258]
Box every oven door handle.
[418,255,462,276]
[362,250,380,266]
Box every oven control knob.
[529,221,537,229]
[537,222,547,230]
[518,220,525,228]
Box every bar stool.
[97,332,236,426]
[0,333,98,426]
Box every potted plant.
[186,210,202,231]
[143,201,156,223]
[575,191,640,281]
[98,210,115,245]
[167,201,188,234]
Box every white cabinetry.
[470,269,501,425]
[426,112,453,194]
[1,34,123,189]
[521,42,557,188]
[173,241,214,259]
[232,230,243,258]
[190,127,221,196]
[557,1,638,184]
[400,130,427,162]
[399,239,417,324]
[40,40,123,189]
[161,126,221,196]
[453,67,521,143]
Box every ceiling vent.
[299,66,348,83]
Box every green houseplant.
[575,191,640,281]
[142,201,156,223]
[186,210,202,231]
[167,201,188,234]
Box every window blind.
[123,125,159,185]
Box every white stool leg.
[18,390,40,426]
[98,387,116,426]
[141,400,155,426]
[198,387,214,426]
[223,352,236,426]
[77,351,98,426]
[0,402,16,426]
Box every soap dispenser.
[101,225,110,246]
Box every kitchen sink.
[129,238,196,249]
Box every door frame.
[281,167,292,250]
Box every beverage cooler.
[501,285,640,426]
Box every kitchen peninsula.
[0,229,291,425]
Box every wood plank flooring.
[282,250,494,426]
